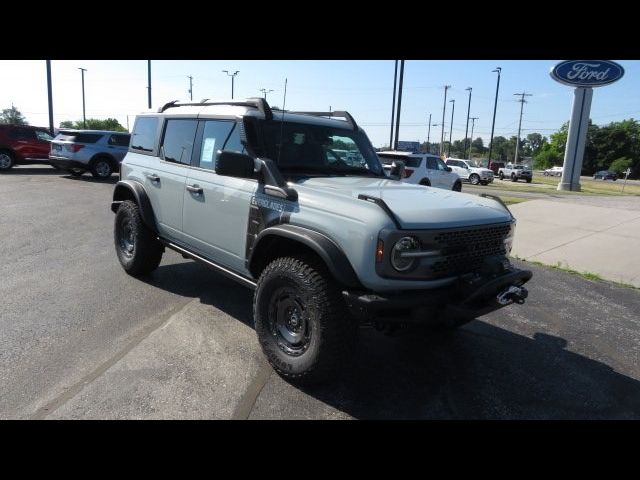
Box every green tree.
[533,144,562,170]
[0,105,28,125]
[59,117,127,132]
[523,133,547,157]
[608,157,633,176]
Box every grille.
[430,224,511,276]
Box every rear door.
[182,119,258,272]
[13,128,38,159]
[33,129,53,158]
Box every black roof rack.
[287,110,358,131]
[157,97,273,120]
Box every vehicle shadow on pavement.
[64,174,119,184]
[2,167,61,175]
[145,262,640,420]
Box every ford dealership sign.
[550,60,624,87]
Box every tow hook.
[496,285,528,305]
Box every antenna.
[277,78,288,166]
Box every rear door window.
[162,119,198,165]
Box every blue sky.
[1,60,638,147]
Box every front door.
[181,119,258,273]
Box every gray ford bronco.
[111,98,532,383]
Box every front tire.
[499,172,504,180]
[452,181,462,192]
[511,174,517,182]
[114,200,163,276]
[469,173,480,185]
[254,255,357,384]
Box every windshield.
[259,121,384,177]
[467,160,482,168]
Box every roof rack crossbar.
[157,98,273,120]
[287,110,358,131]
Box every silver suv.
[49,130,130,179]
[111,98,532,384]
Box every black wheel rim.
[117,215,135,258]
[268,287,311,357]
[95,160,111,177]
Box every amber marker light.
[376,239,384,263]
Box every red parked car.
[0,124,54,171]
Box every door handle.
[186,184,203,195]
[146,173,160,183]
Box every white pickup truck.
[498,163,532,183]
[445,158,494,185]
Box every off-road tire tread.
[114,200,163,276]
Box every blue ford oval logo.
[550,60,624,87]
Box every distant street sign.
[550,60,625,88]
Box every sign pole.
[622,168,630,193]
[558,87,593,192]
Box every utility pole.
[223,70,239,99]
[426,113,432,153]
[448,99,455,157]
[394,60,405,151]
[440,85,451,156]
[389,60,398,149]
[79,67,87,129]
[46,60,54,135]
[187,75,193,101]
[487,67,501,164]
[147,60,152,109]
[513,92,532,164]
[259,88,274,100]
[469,117,479,159]
[463,87,472,160]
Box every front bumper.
[342,265,532,324]
[49,157,88,171]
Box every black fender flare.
[110,180,158,233]
[248,224,363,289]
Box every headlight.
[391,236,420,271]
[504,223,516,253]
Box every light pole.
[487,67,501,164]
[46,61,54,135]
[513,92,532,164]
[79,67,87,129]
[222,70,239,99]
[147,60,152,109]
[426,113,432,153]
[394,60,405,151]
[440,85,451,156]
[448,99,455,157]
[389,60,398,149]
[259,88,274,101]
[469,117,479,159]
[463,87,472,160]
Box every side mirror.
[216,150,254,179]
[446,166,452,172]
[389,160,405,180]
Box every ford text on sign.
[550,60,624,87]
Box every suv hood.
[471,167,494,175]
[293,177,512,229]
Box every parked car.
[593,170,617,181]
[488,161,505,175]
[498,163,532,183]
[445,158,494,185]
[111,98,532,383]
[49,130,131,179]
[544,166,563,177]
[378,151,462,191]
[0,124,54,171]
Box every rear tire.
[91,157,113,179]
[419,178,431,187]
[254,255,357,385]
[0,150,15,171]
[114,200,163,276]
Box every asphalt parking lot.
[1,165,639,419]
